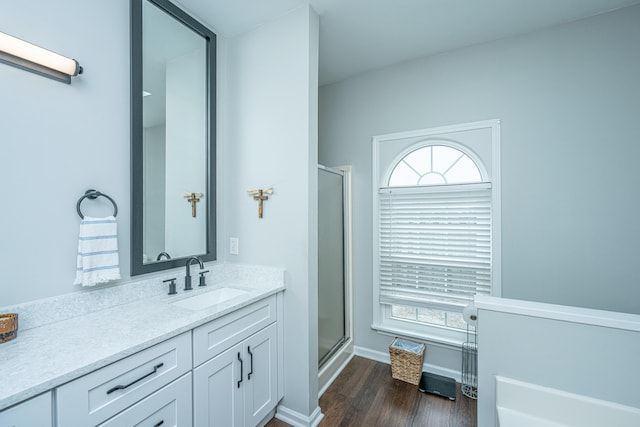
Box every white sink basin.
[171,287,248,311]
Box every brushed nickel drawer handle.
[154,421,164,427]
[106,363,164,394]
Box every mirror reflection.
[142,0,206,263]
[131,0,216,275]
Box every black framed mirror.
[131,0,216,275]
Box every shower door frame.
[317,164,353,370]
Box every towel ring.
[77,189,118,219]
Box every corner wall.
[224,5,320,422]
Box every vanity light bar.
[0,31,82,84]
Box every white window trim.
[371,119,501,346]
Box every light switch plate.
[229,237,239,255]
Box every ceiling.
[178,0,640,85]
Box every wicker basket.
[389,337,425,385]
[0,313,18,344]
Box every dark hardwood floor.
[266,356,477,427]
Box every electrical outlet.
[229,237,239,255]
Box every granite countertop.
[0,277,284,411]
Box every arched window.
[388,145,483,187]
[378,141,492,332]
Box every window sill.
[371,322,467,350]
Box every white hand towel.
[74,216,121,287]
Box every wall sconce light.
[0,31,82,84]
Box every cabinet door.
[193,295,276,366]
[244,323,278,426]
[0,392,51,427]
[194,343,244,427]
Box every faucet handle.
[163,278,177,295]
[198,270,209,287]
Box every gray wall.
[224,6,320,419]
[318,5,640,365]
[1,0,131,305]
[476,299,640,426]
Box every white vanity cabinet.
[3,288,283,427]
[56,332,192,427]
[0,392,52,427]
[193,295,279,427]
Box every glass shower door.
[318,166,346,366]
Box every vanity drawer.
[57,332,191,427]
[97,372,192,427]
[193,295,276,366]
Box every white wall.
[143,124,166,260]
[318,5,640,372]
[224,5,320,421]
[165,50,207,258]
[0,0,130,305]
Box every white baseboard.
[354,345,462,382]
[275,405,324,427]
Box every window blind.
[378,183,492,312]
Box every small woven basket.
[389,337,425,385]
[0,313,18,344]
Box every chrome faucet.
[184,256,204,291]
[156,252,171,261]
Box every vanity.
[1,1,282,425]
[0,266,285,427]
